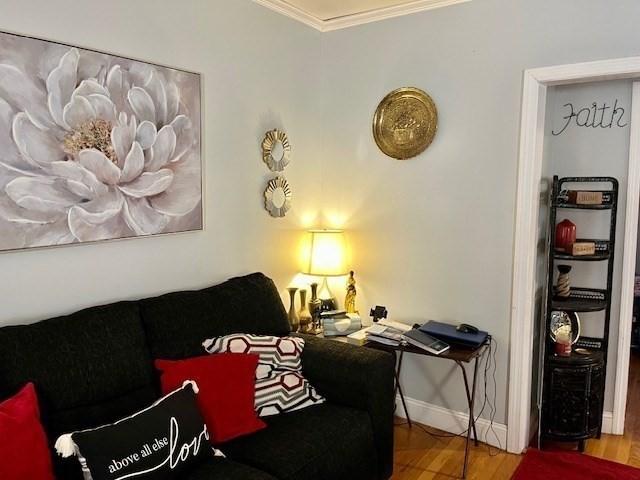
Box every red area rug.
[512,448,640,480]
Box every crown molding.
[253,0,324,31]
[253,0,472,32]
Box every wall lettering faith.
[552,100,628,136]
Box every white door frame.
[507,57,640,454]
[612,82,640,434]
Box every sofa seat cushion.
[187,458,278,480]
[222,404,378,480]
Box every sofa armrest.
[298,334,395,480]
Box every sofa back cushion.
[0,301,157,478]
[140,273,290,360]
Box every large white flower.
[0,47,201,249]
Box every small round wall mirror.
[262,129,291,171]
[264,176,292,217]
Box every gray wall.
[0,0,322,326]
[3,0,640,432]
[543,80,632,413]
[317,0,640,425]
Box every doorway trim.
[508,57,640,454]
[612,82,640,434]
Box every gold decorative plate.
[373,87,438,160]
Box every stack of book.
[366,325,403,346]
[364,320,412,346]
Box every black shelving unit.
[540,176,618,451]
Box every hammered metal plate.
[373,87,438,160]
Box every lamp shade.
[300,230,348,277]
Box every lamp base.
[318,277,337,313]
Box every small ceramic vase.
[286,287,299,332]
[298,290,312,334]
[308,283,322,334]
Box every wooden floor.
[390,351,640,479]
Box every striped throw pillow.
[202,334,324,416]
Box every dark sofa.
[0,272,395,480]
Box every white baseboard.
[601,411,613,434]
[396,395,507,450]
[395,397,614,449]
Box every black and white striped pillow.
[254,371,325,417]
[202,334,324,416]
[203,334,304,379]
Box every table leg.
[459,360,479,446]
[395,349,412,427]
[462,356,480,479]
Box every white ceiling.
[254,0,471,31]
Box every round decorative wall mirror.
[262,129,291,171]
[263,176,292,217]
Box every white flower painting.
[0,32,202,252]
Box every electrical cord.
[394,336,502,456]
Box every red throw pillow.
[0,383,55,480]
[155,353,266,444]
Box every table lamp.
[300,229,349,312]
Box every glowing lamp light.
[299,229,349,309]
[300,230,348,277]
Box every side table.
[320,333,489,479]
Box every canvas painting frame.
[0,30,203,253]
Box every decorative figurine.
[298,289,313,334]
[345,271,357,314]
[555,265,572,298]
[286,287,299,332]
